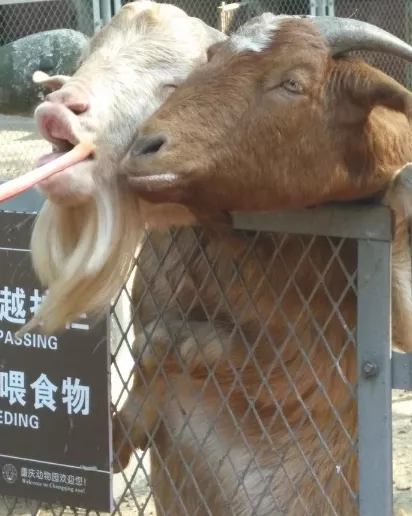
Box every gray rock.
[0,29,88,117]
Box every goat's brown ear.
[207,41,225,61]
[335,60,412,120]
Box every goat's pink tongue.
[0,142,95,204]
[36,150,66,168]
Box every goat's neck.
[368,106,412,174]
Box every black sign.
[0,210,112,512]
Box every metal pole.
[327,0,335,16]
[317,0,326,15]
[113,0,122,15]
[92,0,103,32]
[357,238,393,516]
[315,0,335,16]
[310,0,317,16]
[100,0,111,27]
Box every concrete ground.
[0,115,410,515]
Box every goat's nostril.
[46,92,89,114]
[132,135,166,157]
[66,101,89,114]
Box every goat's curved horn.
[305,16,412,62]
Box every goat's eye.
[282,79,303,94]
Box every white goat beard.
[19,182,143,335]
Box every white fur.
[230,14,294,53]
[24,1,227,334]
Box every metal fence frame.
[0,180,407,515]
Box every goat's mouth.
[37,136,96,169]
[37,138,94,166]
[35,139,96,203]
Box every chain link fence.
[0,0,411,515]
[110,224,362,516]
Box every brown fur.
[112,15,412,516]
[123,19,412,211]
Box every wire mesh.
[109,226,359,516]
[0,0,94,45]
[0,0,407,514]
[0,221,363,516]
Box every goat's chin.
[19,181,143,335]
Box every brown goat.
[112,14,412,516]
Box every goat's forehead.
[86,2,201,55]
[86,21,201,63]
[229,13,307,54]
